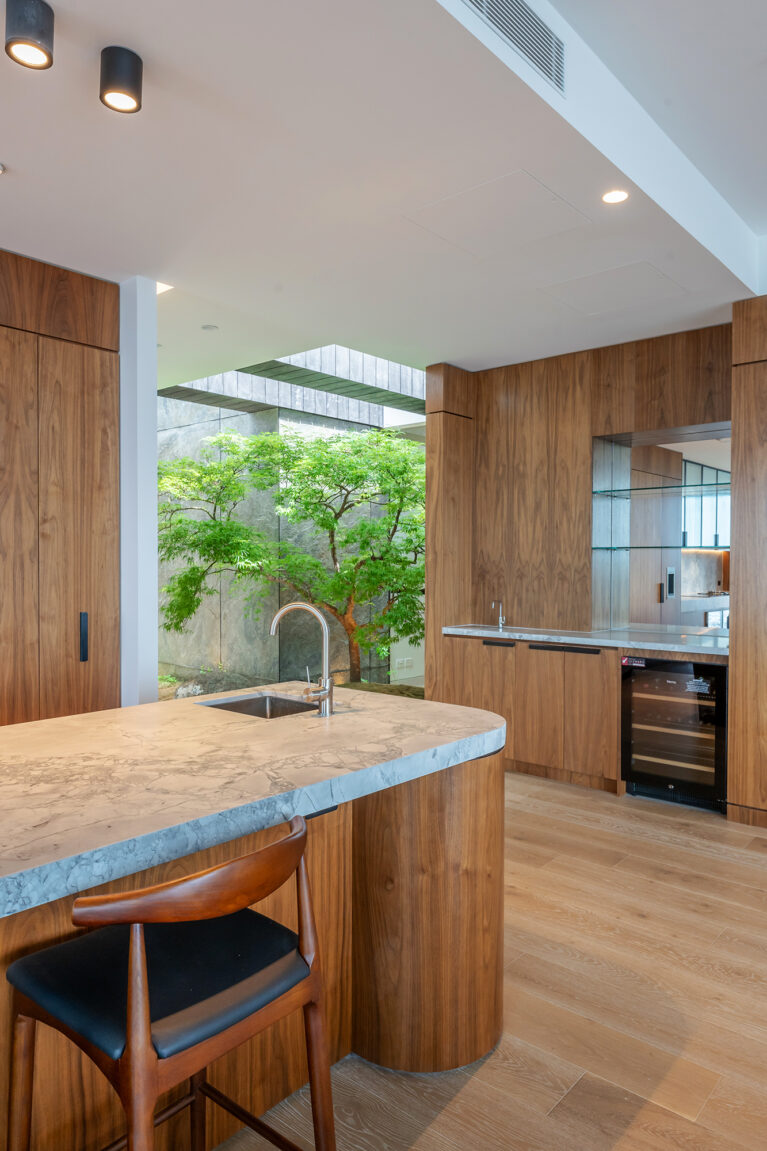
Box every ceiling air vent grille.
[462,0,565,92]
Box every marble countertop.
[443,623,729,656]
[0,684,505,918]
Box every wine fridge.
[621,657,727,812]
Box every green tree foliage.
[158,429,425,681]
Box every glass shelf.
[592,545,730,552]
[593,482,730,497]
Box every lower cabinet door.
[563,649,620,779]
[474,640,515,763]
[513,643,564,770]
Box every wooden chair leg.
[190,1069,207,1151]
[303,999,337,1151]
[8,1013,36,1151]
[126,1096,156,1151]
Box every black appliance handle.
[529,643,601,655]
[79,612,89,662]
[482,639,516,648]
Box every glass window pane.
[717,493,731,548]
[702,466,717,485]
[701,492,717,546]
[686,462,702,485]
[685,491,702,547]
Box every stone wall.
[158,396,389,686]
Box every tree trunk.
[348,635,362,682]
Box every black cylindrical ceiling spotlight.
[5,0,54,69]
[100,45,142,113]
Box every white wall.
[120,277,159,705]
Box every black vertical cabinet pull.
[79,612,89,662]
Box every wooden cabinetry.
[0,327,40,725]
[512,642,620,786]
[514,643,563,769]
[439,638,620,787]
[0,316,120,725]
[38,338,120,719]
[563,649,619,780]
[441,637,515,763]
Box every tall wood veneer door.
[563,649,620,780]
[0,326,39,725]
[513,642,564,769]
[38,337,120,718]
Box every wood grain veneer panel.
[726,805,767,828]
[591,341,636,436]
[0,326,39,725]
[728,361,767,812]
[352,756,504,1072]
[513,643,564,770]
[510,760,619,792]
[633,324,731,432]
[563,649,620,780]
[38,337,120,719]
[0,807,352,1151]
[424,362,475,418]
[425,412,474,701]
[0,249,118,351]
[472,368,509,616]
[631,444,683,480]
[546,352,592,629]
[440,637,515,763]
[732,297,767,366]
[472,355,591,630]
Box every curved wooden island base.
[352,754,504,1072]
[0,686,505,1149]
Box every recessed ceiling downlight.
[201,324,219,331]
[602,189,629,204]
[100,46,142,113]
[5,0,54,69]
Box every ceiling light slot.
[462,0,565,93]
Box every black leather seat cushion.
[7,909,310,1060]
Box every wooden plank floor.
[217,774,767,1151]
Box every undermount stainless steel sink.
[198,693,319,719]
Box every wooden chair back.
[72,816,308,927]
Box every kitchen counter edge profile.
[0,683,506,918]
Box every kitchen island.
[0,685,505,1151]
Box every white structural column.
[119,276,158,705]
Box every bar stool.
[6,816,336,1151]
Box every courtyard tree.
[158,428,425,682]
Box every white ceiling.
[0,0,757,386]
[659,439,732,472]
[550,0,767,234]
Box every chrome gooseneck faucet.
[269,602,334,717]
[491,599,506,631]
